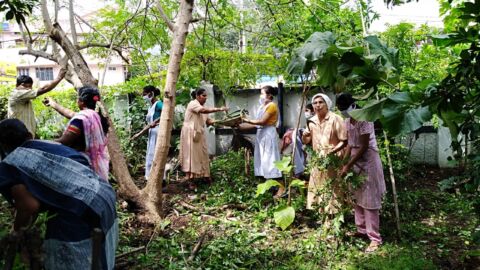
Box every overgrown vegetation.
[1,0,480,268]
[110,150,479,269]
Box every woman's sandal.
[365,241,381,253]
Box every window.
[15,39,25,47]
[17,68,29,76]
[35,67,53,81]
[108,66,116,71]
[123,66,130,80]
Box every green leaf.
[352,87,376,101]
[273,206,295,230]
[298,31,337,62]
[338,51,365,77]
[432,34,458,47]
[316,55,339,87]
[256,180,282,197]
[349,98,387,122]
[388,92,413,104]
[381,103,432,135]
[287,32,337,75]
[289,179,305,189]
[273,156,292,174]
[365,35,400,71]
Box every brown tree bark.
[37,0,148,214]
[143,0,195,217]
[21,0,195,222]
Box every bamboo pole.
[288,77,309,205]
[383,135,402,238]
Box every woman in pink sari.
[44,86,110,181]
[337,93,386,253]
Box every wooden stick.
[383,133,402,239]
[188,231,207,262]
[129,118,160,141]
[116,246,146,259]
[179,200,199,212]
[3,234,19,270]
[91,228,103,270]
[289,79,310,206]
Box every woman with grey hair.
[302,93,347,213]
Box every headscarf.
[311,93,333,111]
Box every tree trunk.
[38,0,153,215]
[28,0,193,222]
[143,0,195,217]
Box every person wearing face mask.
[179,88,228,189]
[336,92,386,253]
[305,103,314,120]
[241,85,282,179]
[142,85,163,179]
[301,93,347,214]
[280,128,305,178]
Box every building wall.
[0,22,127,87]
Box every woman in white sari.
[241,86,282,179]
[142,85,163,180]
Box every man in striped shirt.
[7,69,66,137]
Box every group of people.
[0,73,386,270]
[177,85,386,253]
[304,93,386,252]
[1,74,116,269]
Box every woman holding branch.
[179,88,228,188]
[337,93,386,253]
[241,85,282,180]
[44,86,110,181]
[302,93,347,214]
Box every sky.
[369,0,443,32]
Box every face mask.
[259,95,266,105]
[305,112,313,119]
[143,94,153,104]
[341,104,355,118]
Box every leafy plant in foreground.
[256,156,305,230]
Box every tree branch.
[69,0,78,45]
[77,43,130,64]
[18,49,58,62]
[155,1,175,31]
[190,17,206,23]
[74,13,109,42]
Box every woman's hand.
[302,130,311,140]
[42,97,56,108]
[340,164,351,178]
